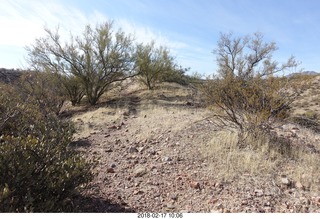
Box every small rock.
[216,203,224,209]
[208,198,218,204]
[255,189,264,197]
[166,204,175,210]
[129,146,138,153]
[170,194,178,201]
[281,177,291,185]
[104,134,110,138]
[295,182,304,189]
[107,168,115,173]
[190,181,200,189]
[241,200,248,205]
[162,156,172,162]
[105,148,113,153]
[175,176,183,181]
[134,167,147,177]
[111,163,116,168]
[109,125,117,129]
[122,111,129,116]
[133,190,144,195]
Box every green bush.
[0,134,93,212]
[135,41,182,89]
[0,82,94,212]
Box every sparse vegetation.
[135,41,179,90]
[202,32,305,149]
[1,21,320,212]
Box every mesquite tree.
[26,21,136,105]
[135,41,177,90]
[203,32,306,148]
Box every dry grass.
[200,128,320,192]
[201,130,280,179]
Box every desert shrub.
[16,71,66,115]
[0,133,93,212]
[203,32,306,148]
[161,66,190,86]
[26,21,137,105]
[0,82,94,212]
[135,41,182,89]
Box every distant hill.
[286,71,320,78]
[0,68,22,83]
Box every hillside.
[65,79,320,213]
[0,68,22,84]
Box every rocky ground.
[67,82,320,213]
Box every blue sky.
[1,0,320,75]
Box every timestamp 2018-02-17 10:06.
[137,212,183,218]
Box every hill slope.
[66,80,320,212]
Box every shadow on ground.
[69,139,92,148]
[71,195,135,213]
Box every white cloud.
[0,0,188,50]
[0,0,108,47]
[116,18,188,50]
[0,0,211,73]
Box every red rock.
[208,198,219,204]
[107,168,115,173]
[190,181,200,189]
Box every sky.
[0,0,320,75]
